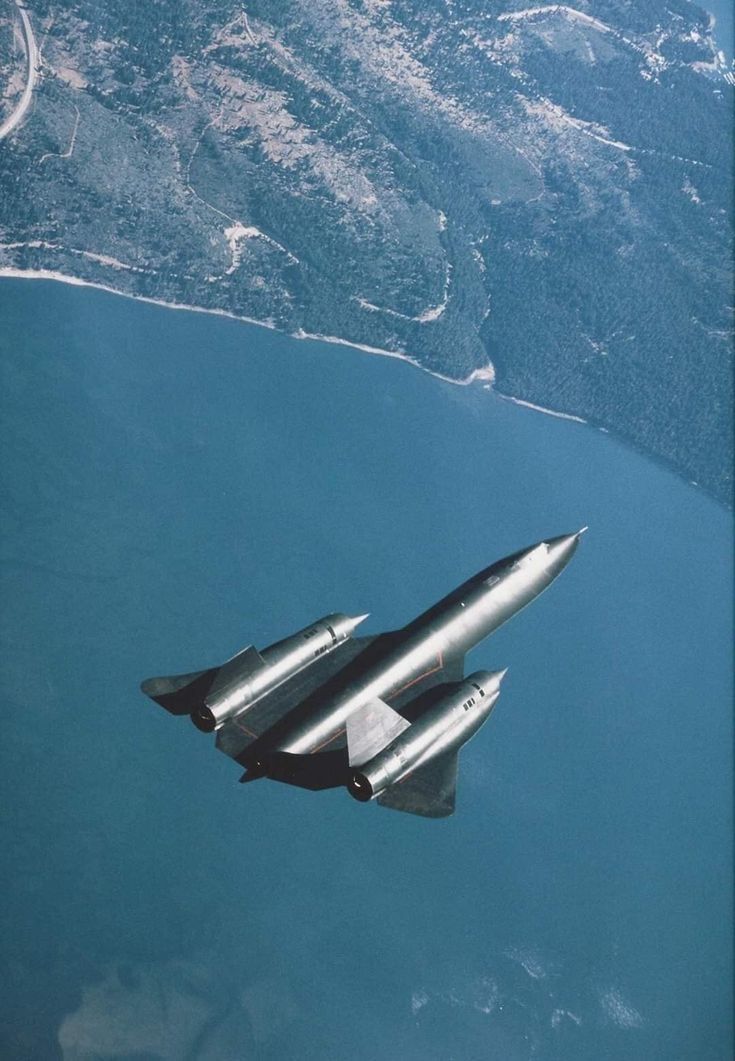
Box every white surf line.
[0,267,277,325]
[293,329,496,387]
[291,328,422,367]
[0,268,444,379]
[496,392,587,423]
[3,271,589,410]
[0,1,39,141]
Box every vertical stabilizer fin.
[140,668,217,715]
[347,698,410,766]
[207,644,266,700]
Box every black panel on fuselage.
[215,631,465,766]
[216,633,384,761]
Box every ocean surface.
[704,0,734,61]
[0,278,732,1060]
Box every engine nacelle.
[191,612,368,732]
[347,670,503,801]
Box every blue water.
[0,278,731,1060]
[704,0,734,62]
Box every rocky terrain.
[0,0,732,500]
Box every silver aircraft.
[142,531,585,817]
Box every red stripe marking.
[235,650,444,752]
[388,651,443,700]
[312,726,346,753]
[311,653,445,756]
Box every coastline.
[495,393,588,424]
[1,265,570,414]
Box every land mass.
[0,0,732,501]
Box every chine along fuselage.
[141,532,585,817]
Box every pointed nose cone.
[332,613,370,640]
[470,668,508,695]
[545,529,585,577]
[488,668,508,695]
[489,667,508,693]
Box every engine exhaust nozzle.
[190,705,217,733]
[347,772,374,802]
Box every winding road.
[0,1,38,141]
